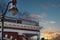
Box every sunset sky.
[0,0,60,40]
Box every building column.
[37,32,40,40]
[37,34,40,40]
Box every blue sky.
[0,0,60,39]
[16,0,60,32]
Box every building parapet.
[0,22,41,30]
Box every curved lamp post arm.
[2,2,10,17]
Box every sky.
[0,0,60,40]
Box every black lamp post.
[1,0,18,40]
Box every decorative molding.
[0,22,40,31]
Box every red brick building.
[0,17,41,40]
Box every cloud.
[40,20,59,40]
[27,12,47,19]
[40,5,48,9]
[49,21,56,24]
[40,21,59,40]
[51,4,56,8]
[39,20,56,27]
[51,4,60,8]
[41,31,60,39]
[27,14,38,18]
[39,13,47,18]
[53,34,60,40]
[41,27,56,33]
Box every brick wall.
[3,32,23,40]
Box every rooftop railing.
[0,22,40,30]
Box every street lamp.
[1,0,18,40]
[9,0,18,15]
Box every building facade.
[0,17,41,40]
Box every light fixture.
[8,0,18,16]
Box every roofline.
[0,16,37,23]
